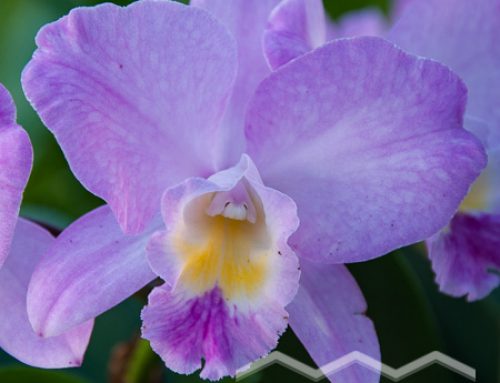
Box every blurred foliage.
[0,367,89,383]
[0,0,498,382]
[324,0,391,19]
[404,248,500,383]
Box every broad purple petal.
[246,37,486,263]
[191,0,279,168]
[428,213,500,301]
[27,206,157,337]
[288,261,380,383]
[144,155,300,379]
[388,0,500,150]
[22,1,237,234]
[0,85,32,269]
[264,0,326,69]
[0,219,93,368]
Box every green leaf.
[125,339,162,383]
[20,203,74,232]
[405,247,500,382]
[0,367,89,383]
[323,0,392,20]
[81,298,144,382]
[348,250,459,383]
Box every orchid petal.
[263,0,326,69]
[246,37,486,263]
[22,1,237,234]
[191,0,279,168]
[27,206,157,337]
[388,0,500,149]
[427,213,500,301]
[391,0,415,20]
[464,116,491,149]
[0,85,32,269]
[0,219,93,368]
[288,261,380,383]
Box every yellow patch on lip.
[172,215,270,301]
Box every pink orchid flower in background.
[387,0,500,301]
[21,0,485,381]
[0,84,92,368]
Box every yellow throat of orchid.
[171,185,272,302]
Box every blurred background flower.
[0,1,498,382]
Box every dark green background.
[0,0,498,382]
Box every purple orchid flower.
[0,84,92,368]
[21,0,485,380]
[386,0,500,301]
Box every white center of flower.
[222,202,249,221]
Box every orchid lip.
[142,155,301,379]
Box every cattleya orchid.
[387,0,500,301]
[0,85,92,368]
[21,0,486,381]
